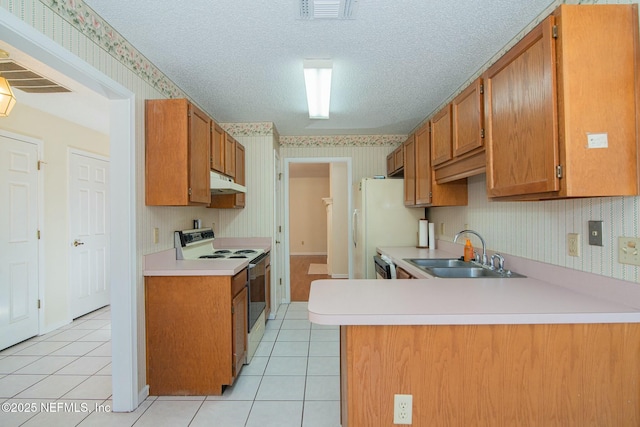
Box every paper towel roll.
[418,219,429,247]
[428,222,436,249]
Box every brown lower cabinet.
[340,323,640,427]
[145,269,248,395]
[395,266,415,279]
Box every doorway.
[0,131,42,350]
[68,150,111,319]
[0,9,138,411]
[283,157,352,302]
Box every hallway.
[289,255,332,301]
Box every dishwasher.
[373,255,396,279]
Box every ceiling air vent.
[0,60,70,93]
[299,0,359,20]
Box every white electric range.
[174,228,268,363]
[174,228,265,261]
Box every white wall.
[289,176,329,254]
[0,103,109,329]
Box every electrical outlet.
[153,227,159,244]
[440,223,445,235]
[619,236,640,266]
[568,233,580,257]
[393,394,413,425]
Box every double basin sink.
[404,258,525,279]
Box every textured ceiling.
[83,0,557,136]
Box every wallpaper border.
[280,134,406,147]
[47,0,184,99]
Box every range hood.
[210,171,246,194]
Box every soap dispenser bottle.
[463,238,474,262]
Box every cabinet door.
[386,153,394,176]
[396,266,415,279]
[453,78,484,157]
[415,124,431,205]
[224,134,236,178]
[231,286,247,379]
[403,135,416,206]
[211,122,225,173]
[431,106,452,167]
[393,147,403,170]
[484,16,559,197]
[188,104,212,204]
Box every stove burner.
[229,255,248,259]
[235,249,257,254]
[214,250,232,254]
[199,255,226,259]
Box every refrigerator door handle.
[352,209,358,248]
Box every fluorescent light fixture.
[303,59,332,119]
[0,77,16,117]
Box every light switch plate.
[588,221,603,246]
[619,237,640,266]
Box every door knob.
[73,240,84,247]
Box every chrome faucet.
[453,229,487,266]
[490,253,505,272]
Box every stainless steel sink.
[405,258,473,268]
[426,267,501,278]
[403,258,526,279]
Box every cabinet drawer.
[232,269,248,296]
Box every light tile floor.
[0,302,341,427]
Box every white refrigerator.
[353,178,424,279]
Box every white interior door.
[69,151,110,319]
[0,133,40,350]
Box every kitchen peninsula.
[308,244,640,427]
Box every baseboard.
[40,319,71,336]
[290,252,328,256]
[138,384,149,405]
[331,273,349,279]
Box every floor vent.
[0,60,70,93]
[299,0,359,20]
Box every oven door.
[247,253,267,332]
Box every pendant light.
[0,76,16,117]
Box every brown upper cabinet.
[211,122,225,174]
[484,4,639,199]
[403,134,416,206]
[430,105,453,167]
[433,78,486,184]
[405,122,467,207]
[386,145,404,177]
[145,99,211,206]
[210,141,245,209]
[224,133,237,179]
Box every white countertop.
[143,238,271,277]
[307,245,640,326]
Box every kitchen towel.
[418,219,429,247]
[428,222,436,249]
